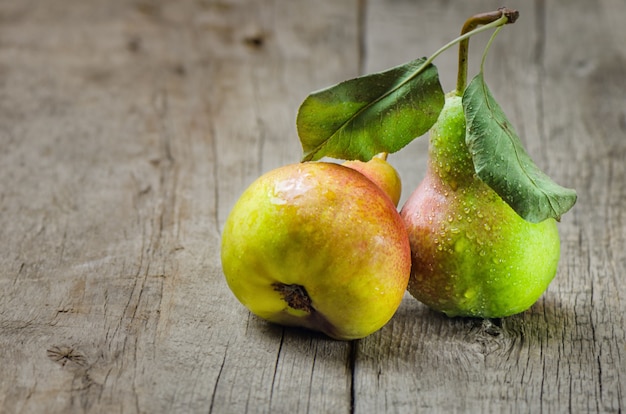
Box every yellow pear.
[342,154,402,206]
[221,161,411,340]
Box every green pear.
[343,154,402,207]
[400,93,560,318]
[221,161,411,340]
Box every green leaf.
[463,73,577,223]
[297,57,444,162]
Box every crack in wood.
[46,346,88,368]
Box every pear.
[221,161,411,340]
[400,93,560,318]
[343,154,402,207]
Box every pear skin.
[221,162,411,340]
[401,94,560,318]
[343,155,402,207]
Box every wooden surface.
[1,0,625,412]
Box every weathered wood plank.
[355,0,626,412]
[0,0,360,413]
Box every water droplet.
[479,250,486,257]
[484,223,491,231]
[454,238,468,253]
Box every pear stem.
[456,8,519,95]
[374,152,389,161]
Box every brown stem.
[456,8,519,94]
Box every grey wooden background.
[1,0,624,412]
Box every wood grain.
[357,1,626,412]
[0,0,624,413]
